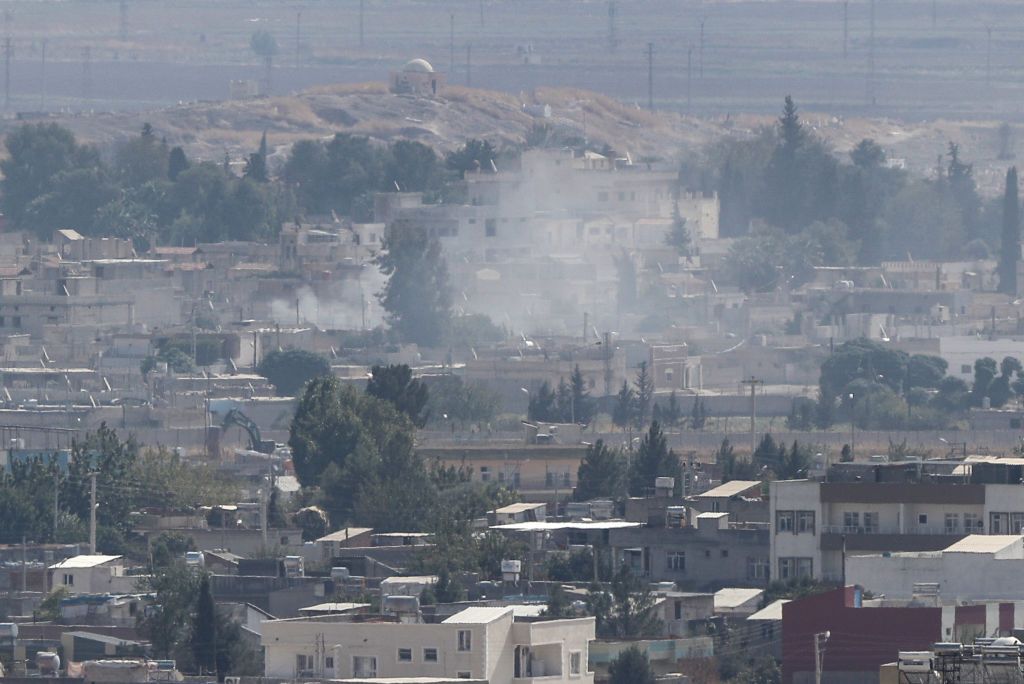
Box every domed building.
[389,58,444,97]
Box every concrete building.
[48,555,136,595]
[769,471,1024,582]
[261,606,595,682]
[847,534,1024,601]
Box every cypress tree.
[999,166,1020,294]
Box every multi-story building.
[770,461,1024,582]
[262,606,595,683]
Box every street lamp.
[814,631,831,684]
[848,392,855,459]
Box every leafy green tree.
[906,354,948,390]
[366,364,429,427]
[1000,166,1020,294]
[543,583,573,618]
[446,139,497,175]
[970,357,998,407]
[139,563,202,660]
[24,166,120,236]
[575,440,627,501]
[66,424,138,539]
[115,123,168,188]
[932,376,969,413]
[257,349,331,397]
[426,375,499,429]
[608,645,656,684]
[387,140,442,193]
[787,397,815,430]
[377,226,452,347]
[244,131,269,182]
[881,179,966,260]
[943,141,982,240]
[1,122,101,231]
[150,532,196,568]
[989,357,1023,408]
[690,395,708,430]
[628,421,680,497]
[599,565,663,638]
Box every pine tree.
[612,381,635,430]
[690,395,707,430]
[570,365,595,424]
[191,574,218,675]
[528,381,558,422]
[628,421,680,496]
[633,362,654,429]
[999,166,1020,294]
[575,439,627,501]
[665,390,681,427]
[608,645,655,684]
[665,202,692,257]
[244,131,269,182]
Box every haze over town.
[0,2,1023,684]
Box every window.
[562,472,571,487]
[280,535,289,545]
[747,557,769,580]
[964,513,981,532]
[352,656,377,678]
[797,511,815,534]
[458,630,472,652]
[944,513,961,534]
[480,466,490,482]
[961,364,972,374]
[485,219,497,237]
[843,511,860,531]
[778,558,794,580]
[63,573,74,586]
[424,648,438,663]
[324,657,333,670]
[863,512,879,533]
[721,549,729,558]
[570,651,582,676]
[992,512,1008,534]
[1013,418,1023,429]
[796,558,813,578]
[667,551,686,572]
[398,648,412,662]
[776,511,794,533]
[779,557,813,580]
[296,655,313,676]
[458,673,471,680]
[1011,512,1024,534]
[918,514,928,525]
[674,600,682,620]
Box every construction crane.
[221,408,275,454]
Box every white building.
[49,555,137,595]
[262,605,595,683]
[769,478,1024,582]
[847,535,1024,601]
[938,337,1024,384]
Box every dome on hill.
[403,58,435,74]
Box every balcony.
[820,526,965,552]
[821,524,967,536]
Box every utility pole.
[53,469,59,541]
[645,42,654,112]
[986,26,992,87]
[449,13,455,75]
[741,377,763,457]
[21,536,26,592]
[607,1,616,55]
[89,472,97,554]
[866,0,875,107]
[842,0,848,58]
[686,46,693,115]
[81,46,92,104]
[4,37,11,111]
[295,8,302,68]
[358,0,364,49]
[699,17,706,79]
[40,38,46,111]
[466,44,471,87]
[814,631,831,684]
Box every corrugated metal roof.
[490,521,641,532]
[494,503,546,514]
[696,480,762,498]
[944,535,1021,554]
[747,599,789,622]
[297,603,369,614]
[49,554,121,569]
[442,606,513,624]
[316,527,373,543]
[714,587,764,610]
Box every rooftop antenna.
[645,42,654,112]
[607,1,617,54]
